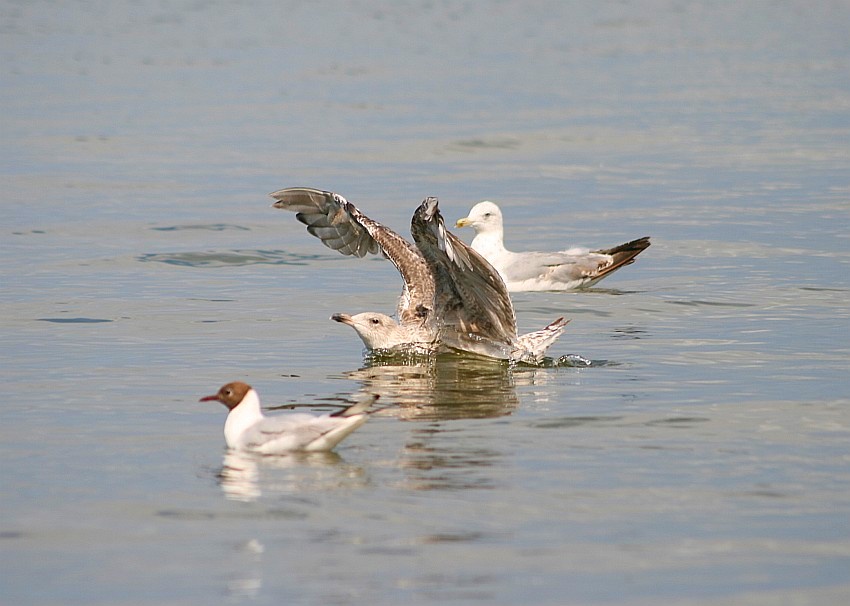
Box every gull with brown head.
[200,381,375,454]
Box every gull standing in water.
[200,381,374,453]
[456,201,650,291]
[270,188,567,363]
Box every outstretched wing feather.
[271,187,434,318]
[411,198,518,344]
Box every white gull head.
[331,312,421,351]
[455,201,504,237]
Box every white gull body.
[200,382,372,453]
[456,201,650,292]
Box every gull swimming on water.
[456,201,650,292]
[200,381,374,453]
[270,188,568,363]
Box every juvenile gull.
[456,201,650,291]
[200,381,374,453]
[270,188,567,363]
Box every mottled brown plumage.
[271,188,567,362]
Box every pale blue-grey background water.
[2,1,849,604]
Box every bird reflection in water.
[341,351,541,421]
[225,538,265,600]
[340,352,562,491]
[218,449,367,502]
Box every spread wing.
[270,187,435,323]
[410,197,518,348]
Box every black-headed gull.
[271,188,568,363]
[456,201,650,292]
[200,382,374,453]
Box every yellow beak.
[455,217,470,228]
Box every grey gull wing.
[240,413,368,453]
[270,187,435,324]
[410,197,518,348]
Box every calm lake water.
[3,1,850,604]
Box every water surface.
[2,1,849,604]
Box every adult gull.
[200,381,374,453]
[270,188,567,363]
[456,201,650,291]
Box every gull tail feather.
[594,237,651,273]
[331,393,380,418]
[517,318,570,362]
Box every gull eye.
[370,318,380,325]
[483,212,491,218]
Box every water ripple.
[666,299,757,308]
[38,317,112,324]
[149,223,251,232]
[137,249,338,267]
